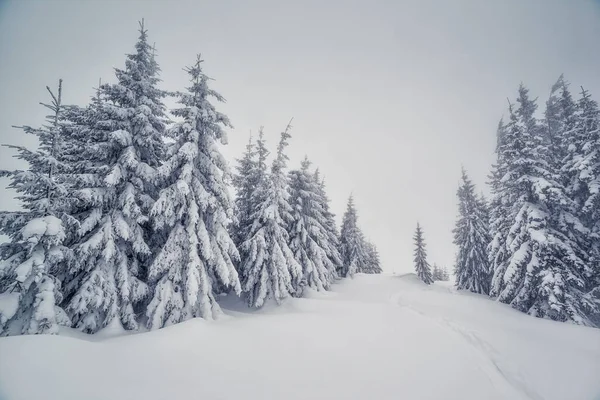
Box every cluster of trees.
[232,127,381,308]
[0,23,381,336]
[453,77,600,327]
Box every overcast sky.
[1,0,599,273]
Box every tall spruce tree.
[288,157,336,294]
[339,195,367,278]
[413,223,433,284]
[65,22,167,333]
[238,123,302,307]
[0,80,73,335]
[453,169,491,294]
[489,85,597,325]
[145,55,241,329]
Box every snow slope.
[0,273,599,400]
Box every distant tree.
[339,195,368,277]
[453,169,491,294]
[413,223,433,284]
[432,264,443,281]
[363,241,382,274]
[238,123,302,307]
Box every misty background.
[1,0,599,273]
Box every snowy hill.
[0,273,599,400]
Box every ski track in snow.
[390,291,543,400]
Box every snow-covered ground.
[0,273,599,400]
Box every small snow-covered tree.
[238,123,302,307]
[413,223,433,284]
[0,80,72,335]
[364,241,383,274]
[65,21,167,333]
[145,55,241,329]
[432,264,443,281]
[339,195,367,278]
[288,157,337,294]
[453,169,491,294]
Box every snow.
[0,273,599,400]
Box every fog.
[1,0,599,272]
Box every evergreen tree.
[0,80,72,335]
[232,132,260,248]
[413,223,433,284]
[363,241,382,274]
[488,119,513,297]
[238,123,302,307]
[441,266,450,281]
[339,195,367,278]
[313,171,342,278]
[288,157,336,294]
[65,21,167,333]
[453,169,491,294]
[489,85,597,325]
[432,264,443,281]
[145,55,241,329]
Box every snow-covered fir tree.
[488,119,513,298]
[440,266,450,281]
[232,133,257,247]
[64,22,167,333]
[363,241,382,274]
[489,85,597,325]
[561,86,600,316]
[453,169,491,294]
[339,195,368,278]
[145,55,241,329]
[413,223,433,284]
[432,264,443,281]
[238,123,302,307]
[313,170,343,277]
[288,157,337,294]
[0,80,72,335]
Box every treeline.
[0,23,380,336]
[452,78,600,327]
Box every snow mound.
[0,273,598,400]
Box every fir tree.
[65,21,167,333]
[145,55,241,329]
[490,85,597,325]
[232,132,257,248]
[288,157,337,294]
[432,264,443,281]
[0,80,72,335]
[363,241,382,274]
[339,195,367,278]
[238,123,302,307]
[413,223,433,284]
[313,171,342,278]
[453,169,491,294]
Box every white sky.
[1,0,599,273]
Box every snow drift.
[0,273,598,400]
